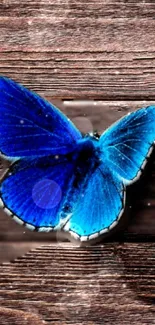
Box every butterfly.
[0,76,154,243]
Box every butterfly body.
[0,76,155,242]
[55,136,101,227]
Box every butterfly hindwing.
[0,77,81,158]
[0,155,75,230]
[64,163,125,241]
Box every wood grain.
[0,242,44,263]
[0,243,155,324]
[1,1,155,19]
[0,1,155,99]
[0,1,155,323]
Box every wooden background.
[0,1,155,324]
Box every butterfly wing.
[0,156,75,230]
[63,164,125,241]
[0,77,81,158]
[99,106,155,183]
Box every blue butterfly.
[0,76,154,242]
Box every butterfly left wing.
[64,164,125,241]
[99,106,155,183]
[0,77,82,158]
[0,156,75,231]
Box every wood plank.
[0,242,44,263]
[1,99,155,242]
[1,1,155,19]
[0,1,155,98]
[0,243,155,324]
[1,50,155,100]
[0,307,45,325]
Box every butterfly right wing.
[0,77,82,158]
[0,155,75,231]
[99,106,155,184]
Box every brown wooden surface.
[0,1,155,324]
[0,1,155,99]
[1,243,155,324]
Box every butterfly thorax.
[75,136,100,166]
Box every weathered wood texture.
[0,1,155,324]
[0,1,155,99]
[0,243,155,324]
[0,242,43,263]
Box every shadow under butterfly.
[0,76,155,245]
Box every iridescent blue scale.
[0,76,155,242]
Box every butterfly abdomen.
[60,136,101,221]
